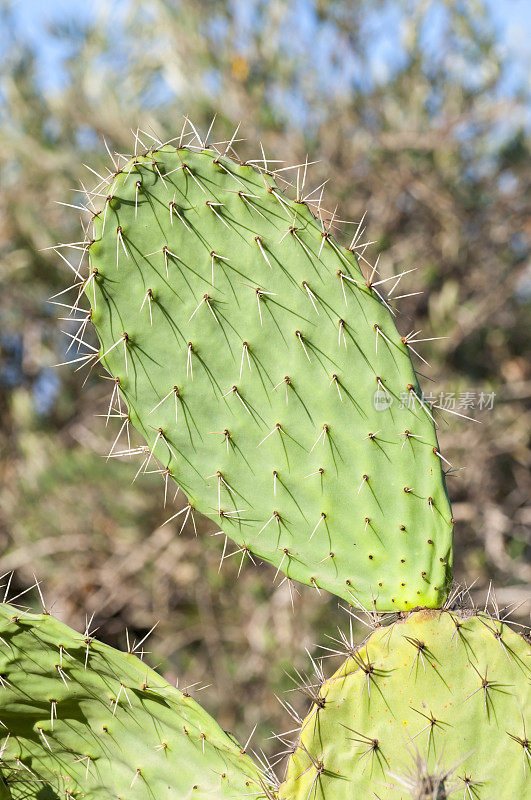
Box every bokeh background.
[1,0,529,768]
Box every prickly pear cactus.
[0,602,269,799]
[279,610,530,800]
[78,143,453,610]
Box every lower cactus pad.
[0,603,268,799]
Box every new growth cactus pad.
[82,143,453,611]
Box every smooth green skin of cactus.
[279,610,530,800]
[0,603,266,799]
[85,145,453,610]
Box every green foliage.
[84,145,453,611]
[0,602,268,800]
[279,610,530,800]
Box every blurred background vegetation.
[0,0,529,769]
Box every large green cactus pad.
[279,610,530,799]
[0,603,267,799]
[83,144,453,610]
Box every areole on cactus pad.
[80,143,454,611]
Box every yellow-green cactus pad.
[279,610,530,799]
